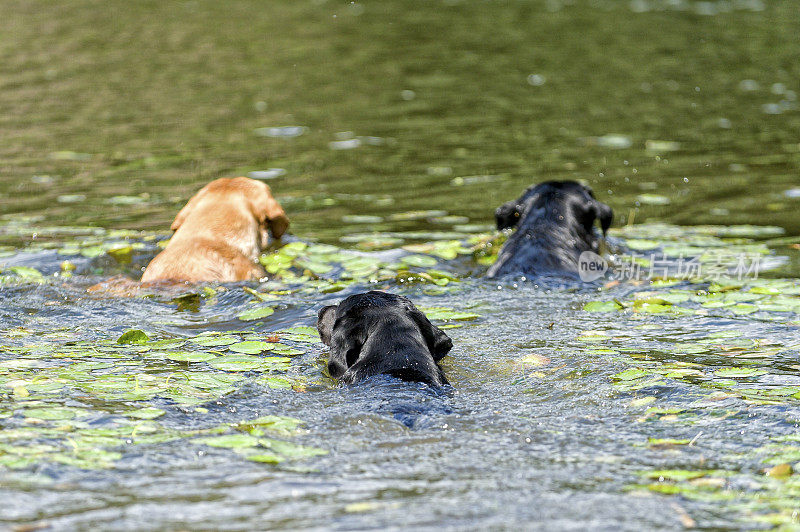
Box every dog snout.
[327,359,347,379]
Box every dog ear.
[593,200,613,237]
[328,337,363,379]
[317,304,362,379]
[265,194,289,239]
[326,314,365,379]
[170,183,213,231]
[251,183,289,242]
[409,307,453,362]
[495,200,521,230]
[316,305,338,346]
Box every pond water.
[2,0,800,530]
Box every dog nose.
[327,360,346,378]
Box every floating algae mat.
[3,219,800,529]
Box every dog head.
[317,291,453,385]
[495,180,612,237]
[170,177,289,247]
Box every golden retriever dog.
[140,177,289,283]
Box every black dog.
[487,180,613,278]
[317,291,453,386]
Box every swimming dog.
[487,180,612,279]
[317,291,453,385]
[141,177,289,283]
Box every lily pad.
[228,341,271,354]
[196,434,261,448]
[117,329,149,345]
[584,300,623,312]
[125,408,166,420]
[208,355,273,372]
[237,306,276,321]
[714,367,769,378]
[165,351,217,363]
[190,335,239,347]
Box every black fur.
[487,180,613,278]
[317,291,452,386]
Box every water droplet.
[771,83,786,95]
[645,140,681,153]
[693,2,717,16]
[347,2,364,15]
[31,175,56,185]
[738,79,759,92]
[329,139,361,150]
[586,134,632,149]
[527,74,545,86]
[361,136,385,146]
[57,194,87,203]
[248,168,286,180]
[254,126,306,138]
[427,166,453,176]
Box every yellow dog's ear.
[265,192,289,239]
[170,182,213,231]
[251,183,289,242]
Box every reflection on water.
[2,0,800,529]
[2,0,800,240]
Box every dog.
[140,177,289,283]
[317,291,453,386]
[486,180,613,279]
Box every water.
[3,0,800,239]
[3,0,800,529]
[2,227,800,529]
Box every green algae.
[2,217,800,529]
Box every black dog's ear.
[327,317,365,379]
[594,200,613,237]
[409,307,453,362]
[495,200,521,230]
[317,305,338,346]
[428,324,453,362]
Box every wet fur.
[487,180,613,278]
[140,177,289,283]
[317,291,453,386]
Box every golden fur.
[140,177,289,283]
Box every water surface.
[2,0,800,530]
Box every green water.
[2,0,799,240]
[3,1,800,530]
